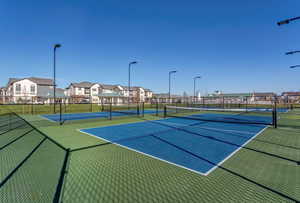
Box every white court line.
[203,126,268,175]
[78,121,269,176]
[39,115,58,123]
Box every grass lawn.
[0,108,299,202]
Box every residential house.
[0,87,7,104]
[282,92,300,103]
[152,93,182,103]
[250,92,276,103]
[144,89,153,102]
[5,77,65,103]
[66,82,127,104]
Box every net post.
[273,101,277,128]
[222,96,225,109]
[64,100,67,113]
[137,102,140,116]
[109,102,112,120]
[59,100,63,125]
[164,106,167,118]
[246,96,248,112]
[31,97,34,115]
[142,102,145,117]
[156,101,158,116]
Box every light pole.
[286,51,300,55]
[193,76,201,103]
[128,61,138,105]
[168,70,177,103]
[53,44,61,113]
[290,65,300,69]
[277,16,300,26]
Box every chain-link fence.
[0,112,69,203]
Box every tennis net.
[102,103,142,119]
[164,106,277,127]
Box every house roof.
[253,92,276,97]
[208,93,251,97]
[7,77,53,86]
[100,84,119,90]
[70,82,95,88]
[282,92,300,96]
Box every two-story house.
[250,92,276,104]
[0,87,7,104]
[66,82,127,104]
[5,77,61,103]
[282,92,300,103]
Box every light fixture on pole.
[193,76,201,103]
[53,43,61,113]
[128,61,138,105]
[169,70,177,103]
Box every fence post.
[137,102,140,116]
[109,103,112,120]
[164,106,167,118]
[156,101,159,116]
[59,100,63,125]
[31,97,34,115]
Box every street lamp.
[277,16,300,26]
[53,43,61,113]
[193,76,201,103]
[286,51,300,55]
[128,61,138,105]
[169,70,177,103]
[290,65,300,69]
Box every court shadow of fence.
[0,112,69,203]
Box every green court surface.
[0,108,299,202]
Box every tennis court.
[42,109,161,122]
[80,112,270,175]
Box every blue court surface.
[42,110,161,122]
[80,114,268,175]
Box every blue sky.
[1,0,300,95]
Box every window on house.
[15,84,21,94]
[30,85,35,93]
[92,88,97,92]
[84,88,90,94]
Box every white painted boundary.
[203,126,268,175]
[78,120,269,176]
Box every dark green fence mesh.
[0,113,68,203]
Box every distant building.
[251,92,276,102]
[66,81,152,104]
[152,93,182,103]
[4,77,65,103]
[282,92,300,103]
